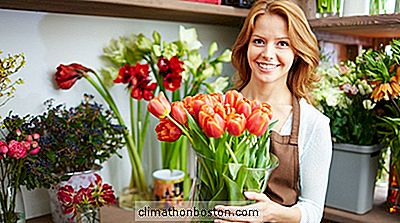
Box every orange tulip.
[246,109,270,136]
[235,98,252,118]
[155,118,182,142]
[226,113,246,136]
[171,101,187,125]
[147,92,171,119]
[198,105,225,138]
[224,90,243,108]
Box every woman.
[214,0,332,222]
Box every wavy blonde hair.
[231,0,319,103]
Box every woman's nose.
[261,45,275,60]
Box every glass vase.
[48,167,100,223]
[191,152,279,206]
[0,185,25,223]
[76,208,100,223]
[118,186,151,210]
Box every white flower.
[179,26,202,51]
[362,99,376,110]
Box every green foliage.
[2,94,126,189]
[312,60,379,145]
[0,51,25,108]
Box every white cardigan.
[278,98,332,223]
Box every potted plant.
[13,94,125,222]
[312,58,381,214]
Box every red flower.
[169,56,184,74]
[57,185,75,214]
[163,73,182,92]
[157,57,170,73]
[114,64,133,84]
[155,118,182,142]
[55,63,91,89]
[0,141,8,155]
[7,140,27,159]
[115,63,157,101]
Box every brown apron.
[265,96,300,206]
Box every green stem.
[85,74,147,192]
[137,100,142,156]
[130,98,136,146]
[139,111,150,157]
[225,142,238,164]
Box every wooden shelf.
[309,13,400,38]
[2,1,399,39]
[0,0,249,27]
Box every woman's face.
[247,13,295,87]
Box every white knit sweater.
[278,98,332,223]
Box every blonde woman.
[215,0,332,222]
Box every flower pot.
[0,185,25,223]
[325,143,382,214]
[48,167,101,223]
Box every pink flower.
[29,147,41,155]
[0,141,8,155]
[7,140,28,159]
[33,133,40,140]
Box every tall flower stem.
[85,75,147,192]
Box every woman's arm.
[214,191,301,223]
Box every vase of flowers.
[11,94,125,221]
[57,174,116,223]
[0,124,41,223]
[312,53,383,214]
[148,90,279,213]
[54,25,232,207]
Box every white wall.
[0,9,238,219]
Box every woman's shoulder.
[299,98,330,130]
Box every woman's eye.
[277,41,289,47]
[252,38,264,45]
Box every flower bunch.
[8,95,126,188]
[0,126,41,223]
[358,40,400,212]
[57,174,116,222]
[54,25,232,202]
[312,58,378,145]
[148,90,278,202]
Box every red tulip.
[163,73,182,92]
[246,109,270,136]
[171,101,187,125]
[155,118,182,142]
[226,113,246,136]
[55,63,91,89]
[225,90,243,108]
[148,92,171,119]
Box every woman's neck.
[241,82,292,106]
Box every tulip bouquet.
[0,126,41,223]
[57,174,116,223]
[54,25,232,205]
[148,90,278,204]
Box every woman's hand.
[213,191,299,223]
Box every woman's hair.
[231,0,320,103]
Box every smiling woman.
[217,1,332,223]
